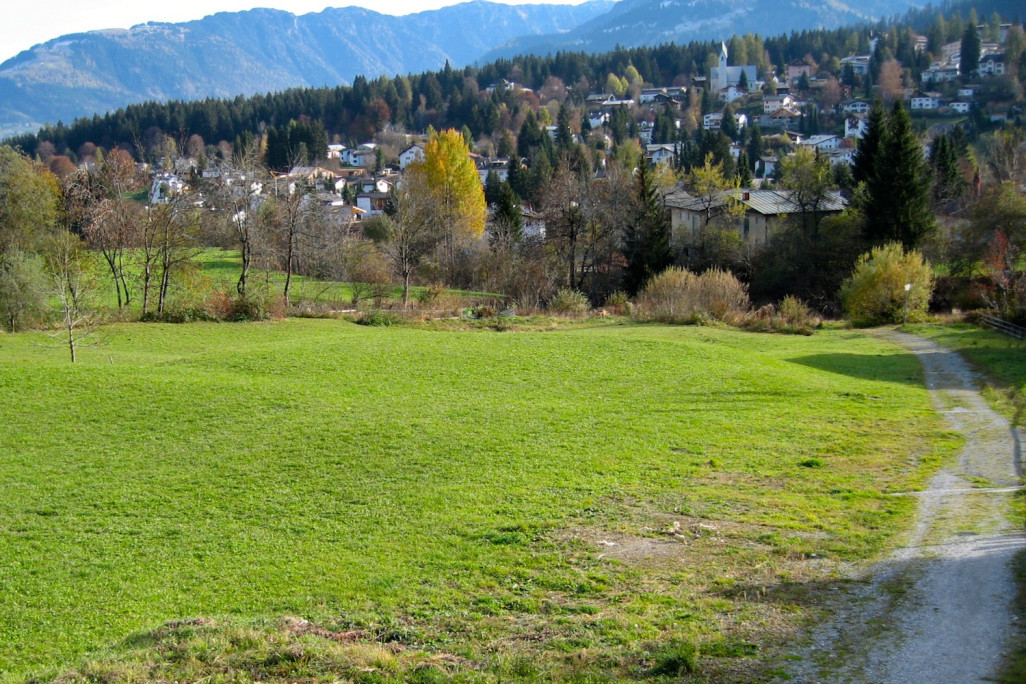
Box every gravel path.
[781,329,1026,683]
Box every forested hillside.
[0,0,613,132]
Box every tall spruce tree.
[864,101,934,247]
[622,161,672,294]
[491,180,524,248]
[960,23,981,76]
[746,124,763,173]
[852,100,886,186]
[929,132,967,210]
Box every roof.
[666,188,847,215]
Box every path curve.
[783,328,1026,683]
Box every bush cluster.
[140,291,284,323]
[633,267,749,324]
[741,296,821,335]
[840,243,933,325]
[355,309,403,326]
[547,288,590,317]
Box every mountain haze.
[0,1,612,133]
[485,0,916,60]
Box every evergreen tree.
[864,102,934,247]
[929,133,966,210]
[484,169,502,206]
[960,23,981,76]
[491,180,523,248]
[736,150,754,186]
[746,123,763,172]
[720,104,739,141]
[852,100,885,186]
[555,104,574,151]
[507,157,530,206]
[622,161,672,294]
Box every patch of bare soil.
[779,329,1026,683]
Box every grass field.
[0,319,958,681]
[89,248,492,315]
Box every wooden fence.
[979,313,1026,340]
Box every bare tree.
[66,149,143,309]
[138,196,201,316]
[45,232,95,362]
[208,153,270,297]
[376,176,440,307]
[542,158,590,290]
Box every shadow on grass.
[788,352,923,386]
[788,347,981,391]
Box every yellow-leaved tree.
[410,128,486,283]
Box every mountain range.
[0,1,612,135]
[484,0,915,59]
[1,0,915,138]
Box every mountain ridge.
[0,1,613,133]
[483,0,915,60]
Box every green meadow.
[0,319,958,680]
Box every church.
[708,42,758,95]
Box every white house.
[763,94,796,114]
[756,155,778,179]
[844,115,868,139]
[840,55,871,76]
[950,101,971,114]
[327,144,346,160]
[922,67,959,84]
[978,54,1006,76]
[800,134,842,151]
[910,95,941,110]
[719,85,748,102]
[645,144,676,166]
[399,144,425,170]
[821,147,856,167]
[639,87,687,104]
[703,111,747,131]
[149,173,185,204]
[342,147,376,167]
[840,99,871,114]
[355,192,388,216]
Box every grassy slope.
[0,321,956,680]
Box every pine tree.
[622,161,672,294]
[484,169,502,206]
[555,104,574,151]
[736,151,754,186]
[491,181,523,249]
[929,133,966,210]
[864,102,934,247]
[960,23,981,76]
[720,104,739,141]
[852,100,885,186]
[746,123,763,173]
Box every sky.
[2,0,587,64]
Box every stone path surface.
[782,329,1026,683]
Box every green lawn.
[90,248,493,314]
[0,320,957,681]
